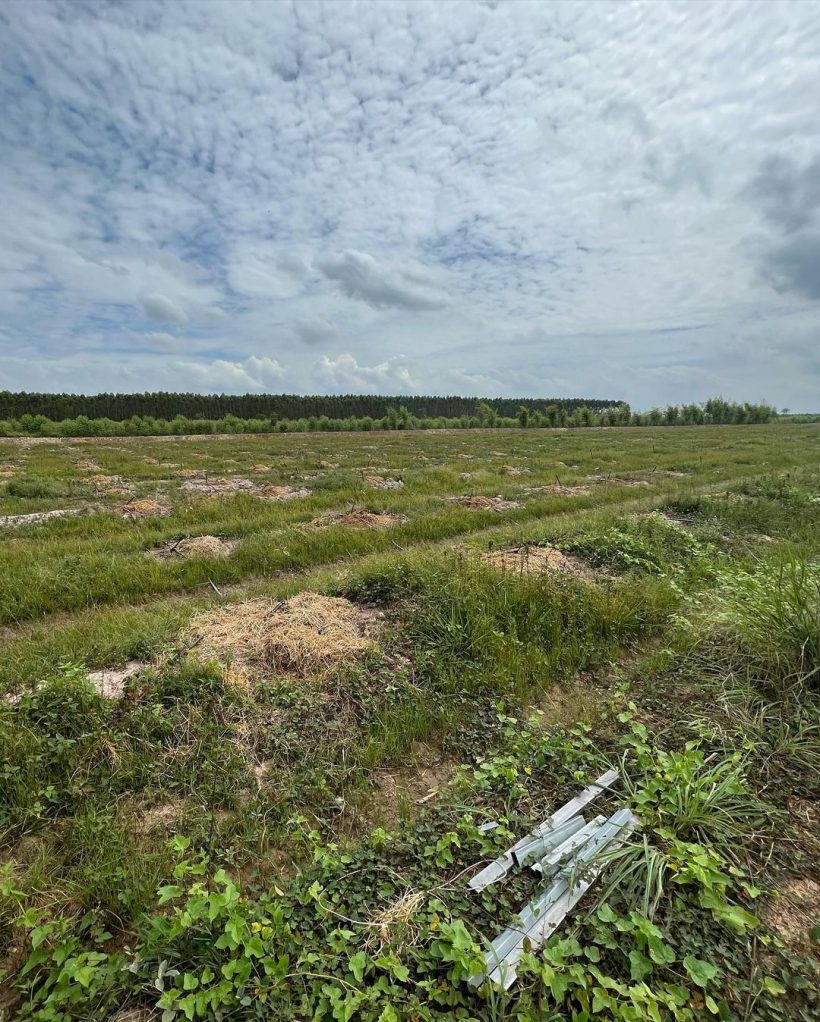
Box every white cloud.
[0,0,818,408]
[316,250,448,311]
[138,292,188,323]
[316,353,418,392]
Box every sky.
[1,0,819,411]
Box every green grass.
[1,425,819,1021]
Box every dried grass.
[257,484,310,501]
[314,508,407,529]
[527,483,592,497]
[117,498,172,519]
[447,494,521,511]
[181,476,256,493]
[84,473,127,489]
[366,890,426,950]
[187,593,378,680]
[481,544,595,580]
[585,474,651,487]
[151,535,237,559]
[364,475,404,490]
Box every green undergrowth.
[1,437,819,1021]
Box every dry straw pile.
[448,495,521,511]
[117,498,171,519]
[188,593,377,680]
[315,508,407,529]
[481,545,594,580]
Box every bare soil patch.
[314,508,408,529]
[526,483,592,497]
[150,535,238,560]
[87,660,150,699]
[0,508,83,529]
[181,476,256,493]
[763,877,820,948]
[186,593,379,681]
[447,495,521,511]
[481,544,595,580]
[117,498,172,519]
[585,474,651,487]
[372,746,456,826]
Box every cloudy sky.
[1,0,819,409]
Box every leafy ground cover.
[0,424,818,1021]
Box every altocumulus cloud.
[316,251,449,311]
[0,0,819,409]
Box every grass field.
[1,425,818,1021]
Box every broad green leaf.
[683,955,719,988]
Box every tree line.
[0,391,622,422]
[0,398,777,437]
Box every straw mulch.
[151,535,237,559]
[365,475,404,490]
[181,476,256,493]
[481,545,595,580]
[257,485,310,501]
[526,484,592,497]
[187,593,378,680]
[118,498,171,519]
[447,495,521,511]
[314,508,407,529]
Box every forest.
[0,392,622,422]
[0,397,776,437]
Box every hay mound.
[448,495,521,511]
[316,508,407,529]
[187,593,377,679]
[527,484,591,497]
[365,475,404,490]
[118,499,171,519]
[502,465,530,476]
[482,545,594,580]
[151,535,237,559]
[84,473,126,489]
[257,485,310,501]
[181,476,256,493]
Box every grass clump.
[709,558,820,689]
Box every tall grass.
[710,558,820,689]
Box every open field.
[1,424,819,1021]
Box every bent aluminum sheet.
[468,767,619,891]
[471,807,638,990]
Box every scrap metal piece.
[510,815,587,869]
[468,768,619,891]
[532,814,606,875]
[472,808,638,990]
